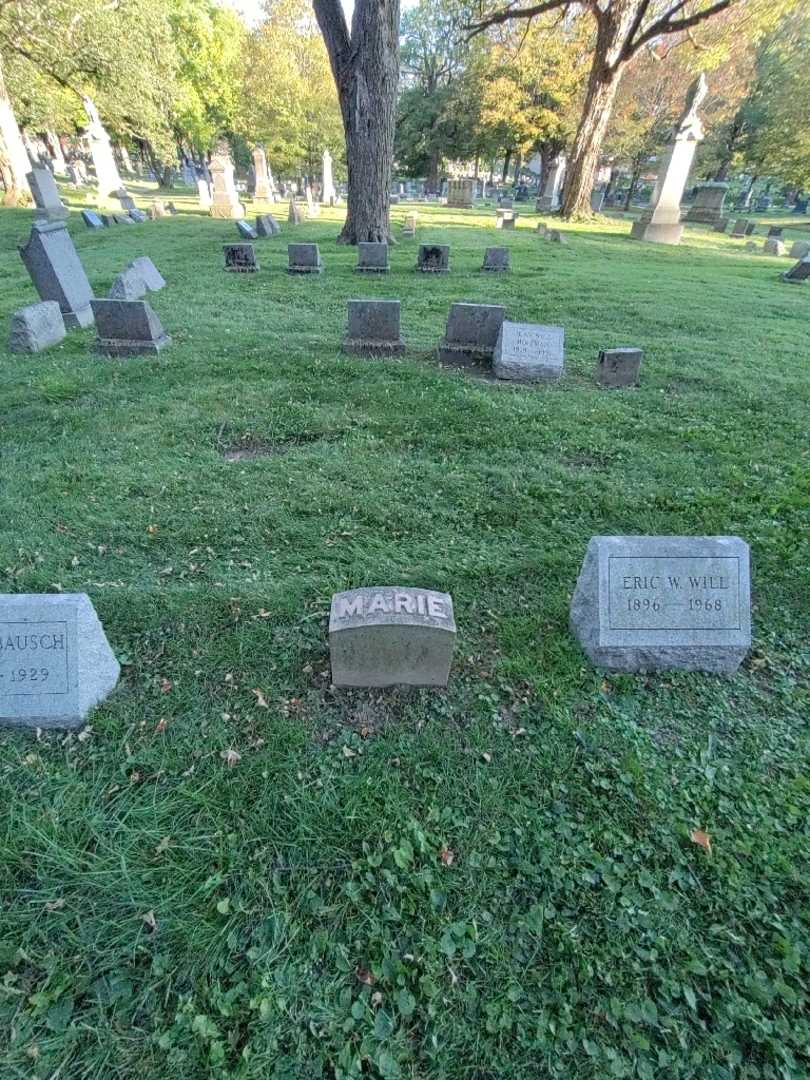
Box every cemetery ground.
[1,185,809,1080]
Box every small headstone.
[152,201,168,219]
[596,347,642,388]
[482,247,510,272]
[237,220,258,240]
[197,178,212,209]
[91,298,170,356]
[117,189,136,212]
[166,202,178,215]
[499,197,514,209]
[8,301,66,354]
[788,240,810,259]
[493,321,564,382]
[416,244,449,273]
[101,214,119,227]
[0,593,120,730]
[128,256,165,291]
[288,243,322,274]
[536,222,547,236]
[128,208,147,223]
[763,238,786,256]
[437,302,505,365]
[570,535,751,673]
[389,194,400,206]
[730,218,747,238]
[401,212,418,237]
[288,198,301,225]
[496,209,516,229]
[712,219,729,233]
[745,241,757,252]
[26,168,69,221]
[782,254,810,284]
[744,222,756,236]
[546,229,567,244]
[766,225,783,238]
[329,587,456,687]
[342,299,404,356]
[355,242,389,273]
[108,266,148,301]
[255,214,280,237]
[81,209,104,229]
[223,244,259,272]
[18,221,94,329]
[116,214,136,225]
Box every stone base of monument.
[329,587,456,687]
[211,202,246,219]
[630,218,684,245]
[570,535,751,674]
[0,593,120,729]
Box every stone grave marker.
[744,222,757,236]
[288,197,301,225]
[684,181,728,225]
[536,222,547,236]
[8,301,66,354]
[108,266,148,301]
[117,190,136,212]
[788,240,810,259]
[536,156,565,211]
[305,184,319,217]
[447,179,474,209]
[18,221,94,329]
[147,203,166,220]
[496,209,516,229]
[342,299,404,356]
[27,168,69,222]
[252,146,272,200]
[166,202,178,215]
[101,214,119,227]
[129,256,165,291]
[401,212,418,237]
[730,218,747,237]
[82,209,104,229]
[438,302,505,365]
[237,220,258,240]
[416,244,450,273]
[117,214,136,225]
[209,143,245,219]
[355,242,389,273]
[329,587,456,687]
[288,243,322,274]
[782,254,810,284]
[482,247,510,272]
[91,298,170,356]
[570,535,751,673]
[0,593,120,730]
[763,238,786,256]
[712,219,730,233]
[493,321,564,382]
[766,225,783,238]
[223,244,259,272]
[596,347,642,388]
[546,229,567,244]
[128,209,147,223]
[197,178,212,210]
[499,196,514,209]
[255,214,280,237]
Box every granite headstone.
[18,221,94,329]
[91,298,170,356]
[342,299,404,355]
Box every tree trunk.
[561,57,624,218]
[513,151,522,184]
[501,149,511,183]
[314,0,400,244]
[0,58,32,201]
[624,158,642,211]
[427,146,440,193]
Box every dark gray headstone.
[783,255,810,283]
[108,266,148,300]
[18,221,94,329]
[788,240,810,259]
[730,218,747,237]
[237,220,258,240]
[597,347,642,388]
[101,214,119,227]
[744,222,756,236]
[416,244,450,272]
[329,587,456,687]
[91,299,170,356]
[224,244,259,272]
[342,300,404,355]
[766,225,783,238]
[570,535,751,673]
[355,242,389,272]
[255,214,280,237]
[81,209,104,229]
[482,247,510,272]
[27,168,68,221]
[8,301,66,354]
[128,209,147,223]
[117,190,136,212]
[288,243,322,273]
[0,593,119,729]
[128,256,165,291]
[712,219,729,233]
[493,321,564,382]
[438,302,505,365]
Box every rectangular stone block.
[356,242,389,272]
[0,593,119,729]
[494,322,564,382]
[744,222,757,236]
[342,300,404,355]
[438,302,505,365]
[128,209,147,223]
[8,301,66,354]
[730,218,747,237]
[329,587,456,687]
[108,266,147,300]
[18,221,94,329]
[91,299,170,356]
[783,255,810,283]
[237,220,258,240]
[255,214,280,237]
[596,347,642,388]
[224,244,259,272]
[496,209,516,229]
[82,209,104,229]
[288,243,322,273]
[570,535,751,673]
[482,247,510,272]
[766,226,783,238]
[416,244,449,272]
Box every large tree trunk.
[427,146,441,193]
[501,149,511,183]
[561,61,623,217]
[314,0,400,244]
[0,59,32,201]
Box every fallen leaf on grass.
[356,967,376,986]
[141,910,157,931]
[440,846,456,867]
[155,836,171,855]
[252,688,269,708]
[690,829,712,853]
[44,898,65,912]
[154,718,168,734]
[220,749,241,768]
[160,678,173,694]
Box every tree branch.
[312,0,351,80]
[465,0,570,39]
[633,0,735,54]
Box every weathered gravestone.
[766,225,783,238]
[288,243,322,274]
[763,238,786,256]
[546,229,567,244]
[342,299,404,356]
[416,244,450,273]
[197,178,212,210]
[782,254,810,283]
[446,179,474,209]
[81,209,104,229]
[209,144,245,219]
[223,244,259,272]
[91,299,170,356]
[0,593,120,729]
[401,212,418,238]
[148,203,167,220]
[493,321,564,382]
[536,222,547,236]
[128,256,165,291]
[288,197,301,225]
[590,186,606,212]
[730,218,747,237]
[237,220,258,240]
[355,242,389,273]
[329,587,456,687]
[108,266,148,300]
[438,302,505,365]
[570,535,751,673]
[128,209,147,223]
[27,168,69,222]
[18,221,94,329]
[252,146,272,201]
[744,222,757,236]
[712,218,730,233]
[788,240,810,259]
[496,209,516,229]
[255,214,280,237]
[685,181,728,225]
[482,247,510,272]
[596,347,642,388]
[8,301,66,354]
[117,190,136,212]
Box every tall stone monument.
[321,149,336,205]
[447,179,474,209]
[630,74,708,245]
[252,145,272,201]
[536,156,566,211]
[209,142,245,219]
[82,96,126,200]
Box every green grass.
[0,180,809,1079]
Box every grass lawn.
[1,181,809,1079]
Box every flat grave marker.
[493,321,564,382]
[91,299,170,356]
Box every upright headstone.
[197,177,212,209]
[223,244,259,272]
[18,221,95,329]
[684,181,728,225]
[416,244,450,272]
[342,299,404,355]
[536,156,565,211]
[712,218,730,233]
[321,149,336,205]
[209,143,245,219]
[730,218,748,238]
[128,208,147,223]
[763,237,786,256]
[252,146,272,201]
[91,298,170,356]
[446,179,474,209]
[570,535,751,673]
[401,212,418,237]
[496,209,516,229]
[255,214,280,237]
[305,184,319,218]
[630,74,708,245]
[482,247,510,272]
[26,168,69,221]
[744,222,757,236]
[329,587,456,687]
[81,209,104,229]
[590,186,606,212]
[596,347,642,388]
[766,225,783,238]
[288,197,301,225]
[782,254,810,283]
[117,190,136,212]
[493,322,564,382]
[288,243,322,274]
[0,593,120,730]
[355,242,389,273]
[438,303,505,365]
[8,301,66,354]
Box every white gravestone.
[321,149,336,205]
[493,322,564,382]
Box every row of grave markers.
[0,535,752,729]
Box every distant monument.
[631,73,708,245]
[209,142,246,219]
[82,97,126,200]
[321,149,336,205]
[252,145,272,201]
[536,156,566,211]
